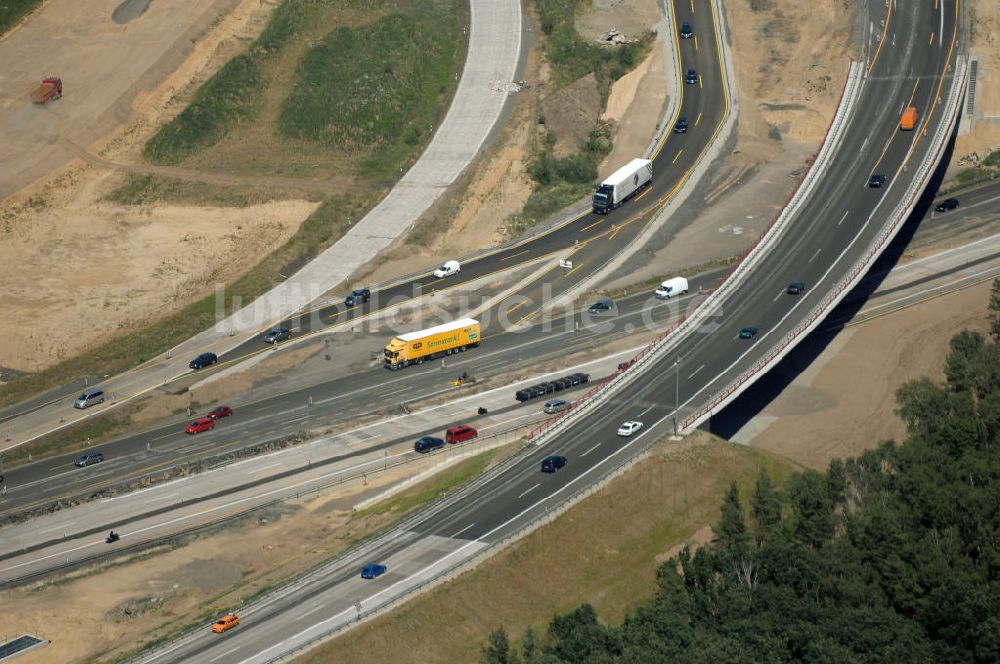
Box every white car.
[617,421,644,437]
[433,260,461,278]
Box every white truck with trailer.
[592,158,653,214]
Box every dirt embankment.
[948,0,1000,177]
[0,174,317,372]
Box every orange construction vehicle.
[900,106,918,131]
[30,77,62,104]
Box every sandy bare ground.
[0,0,327,372]
[0,0,245,202]
[0,172,317,371]
[950,0,1000,170]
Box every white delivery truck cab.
[592,158,653,214]
[654,277,689,299]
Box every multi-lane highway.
[0,277,718,520]
[1,0,728,501]
[125,1,967,662]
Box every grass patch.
[297,436,797,663]
[278,0,465,179]
[142,0,323,164]
[102,174,322,207]
[0,191,378,412]
[144,54,265,165]
[0,0,43,37]
[357,449,498,518]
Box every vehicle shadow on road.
[706,129,958,441]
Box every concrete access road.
[133,2,963,661]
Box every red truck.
[30,77,62,104]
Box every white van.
[654,277,688,299]
[433,260,461,278]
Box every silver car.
[74,389,105,409]
[543,399,568,414]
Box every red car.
[185,417,215,434]
[446,424,478,444]
[207,405,233,420]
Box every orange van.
[901,106,918,131]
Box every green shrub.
[253,0,312,56]
[277,4,461,177]
[144,54,264,164]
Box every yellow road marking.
[501,249,529,261]
[694,111,702,126]
[672,149,684,164]
[867,0,893,75]
[898,0,958,176]
[505,300,527,315]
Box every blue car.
[361,563,387,579]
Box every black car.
[189,352,218,370]
[787,282,806,295]
[414,436,445,453]
[685,69,698,84]
[673,116,688,133]
[935,198,959,212]
[263,327,291,344]
[587,297,615,315]
[345,288,371,307]
[869,173,886,189]
[679,21,693,38]
[739,326,759,340]
[541,455,567,473]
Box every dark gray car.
[75,452,104,467]
[263,327,291,344]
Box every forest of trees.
[481,283,1000,663]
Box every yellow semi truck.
[383,318,481,370]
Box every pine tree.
[750,469,782,543]
[714,481,750,555]
[481,627,514,664]
[826,458,848,506]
